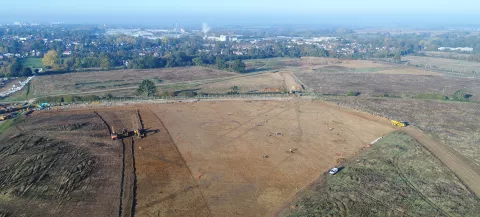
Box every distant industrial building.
[438,47,473,52]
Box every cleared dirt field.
[150,100,393,216]
[0,99,394,217]
[31,67,236,97]
[0,110,122,217]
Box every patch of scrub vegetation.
[284,132,479,217]
[414,93,449,100]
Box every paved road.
[402,127,480,196]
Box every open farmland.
[402,55,480,76]
[296,68,480,101]
[245,57,390,72]
[0,99,395,216]
[31,66,236,97]
[281,132,480,217]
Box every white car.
[329,167,339,175]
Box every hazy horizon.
[2,0,480,27]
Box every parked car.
[329,167,339,175]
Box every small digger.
[111,126,144,140]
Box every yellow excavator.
[0,115,7,121]
[391,120,406,127]
[134,129,145,138]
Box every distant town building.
[438,47,473,52]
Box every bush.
[176,91,197,98]
[103,93,114,100]
[415,93,448,101]
[158,91,175,98]
[137,79,157,97]
[347,91,360,96]
[451,90,471,102]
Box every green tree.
[21,67,33,76]
[42,50,60,69]
[393,53,402,63]
[215,56,227,69]
[229,59,246,73]
[64,57,75,71]
[100,55,112,70]
[192,57,203,66]
[451,90,470,102]
[137,79,157,97]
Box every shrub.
[176,91,197,98]
[347,91,360,96]
[451,90,471,102]
[415,93,448,101]
[137,79,157,97]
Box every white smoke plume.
[202,22,211,34]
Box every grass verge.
[283,132,479,217]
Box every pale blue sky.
[1,0,480,25]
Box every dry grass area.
[403,56,480,75]
[31,67,236,97]
[198,72,301,93]
[296,68,480,101]
[326,96,480,166]
[245,57,389,72]
[420,51,474,59]
[281,131,480,217]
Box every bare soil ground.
[1,99,394,217]
[31,67,236,97]
[0,110,121,217]
[2,98,478,216]
[150,99,393,216]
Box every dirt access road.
[403,127,480,196]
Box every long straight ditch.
[120,137,136,217]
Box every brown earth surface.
[6,98,478,216]
[147,99,394,216]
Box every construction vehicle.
[134,129,144,138]
[0,115,7,121]
[289,85,304,96]
[111,126,119,140]
[391,120,406,127]
[122,128,130,137]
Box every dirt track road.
[403,127,480,196]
